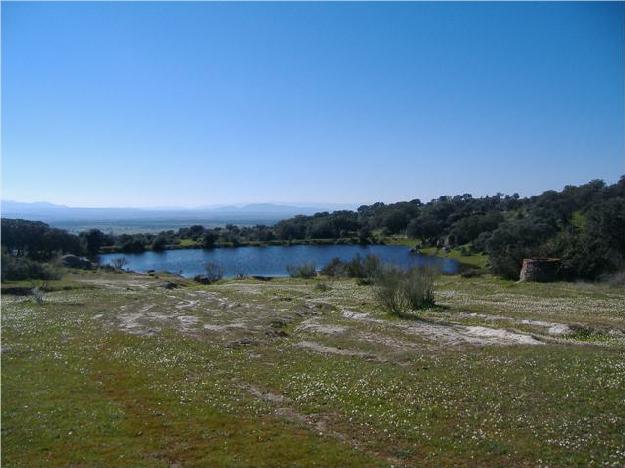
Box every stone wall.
[519,258,561,282]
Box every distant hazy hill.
[0,200,357,233]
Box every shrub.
[345,254,366,278]
[193,275,210,284]
[372,266,409,315]
[460,268,484,278]
[205,262,225,282]
[362,254,382,279]
[321,257,345,277]
[373,265,437,316]
[403,267,436,310]
[1,253,61,281]
[320,254,381,281]
[111,257,129,271]
[286,262,317,278]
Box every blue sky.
[2,2,623,208]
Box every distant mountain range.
[0,200,358,233]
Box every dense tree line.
[1,219,83,260]
[2,176,623,281]
[273,177,625,279]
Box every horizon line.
[2,173,622,211]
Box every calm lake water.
[99,245,460,278]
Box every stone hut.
[519,258,561,282]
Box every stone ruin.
[519,258,561,282]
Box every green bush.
[372,266,409,315]
[1,253,61,281]
[362,255,382,279]
[286,262,317,278]
[403,267,436,310]
[345,255,366,278]
[373,265,436,316]
[321,257,345,277]
[460,268,484,278]
[320,254,381,281]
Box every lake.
[99,245,460,277]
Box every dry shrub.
[286,262,317,278]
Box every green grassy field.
[418,246,488,269]
[380,236,488,269]
[2,270,624,466]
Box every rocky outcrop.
[60,254,94,269]
[193,274,211,284]
[519,258,561,282]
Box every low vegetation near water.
[288,255,438,317]
[2,267,624,466]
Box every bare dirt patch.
[295,318,347,336]
[203,322,247,332]
[76,277,155,290]
[463,326,542,345]
[458,312,574,336]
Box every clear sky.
[2,2,623,208]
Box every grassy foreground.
[2,270,624,466]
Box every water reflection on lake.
[99,245,460,278]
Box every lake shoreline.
[99,237,486,272]
[98,244,466,278]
